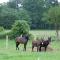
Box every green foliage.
[0,3,30,29]
[0,4,18,29]
[11,20,30,38]
[0,26,4,32]
[42,6,60,24]
[17,9,31,23]
[0,30,10,39]
[7,1,17,9]
[42,6,60,39]
[22,0,45,29]
[0,33,6,39]
[0,0,59,29]
[45,0,58,8]
[28,33,34,40]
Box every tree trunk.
[55,23,59,41]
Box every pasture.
[0,30,60,60]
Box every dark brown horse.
[32,38,44,52]
[39,37,51,51]
[16,34,29,51]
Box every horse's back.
[32,40,41,47]
[16,37,27,43]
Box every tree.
[7,1,17,9]
[44,0,58,8]
[11,20,30,38]
[8,0,23,9]
[0,3,30,29]
[42,6,60,40]
[22,0,45,29]
[0,5,18,29]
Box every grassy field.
[0,30,60,60]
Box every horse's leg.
[37,46,39,52]
[32,45,34,52]
[39,46,41,52]
[18,44,20,50]
[45,46,47,51]
[16,42,19,50]
[37,47,38,52]
[24,44,26,51]
[16,42,18,50]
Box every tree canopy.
[11,20,30,38]
[0,0,59,29]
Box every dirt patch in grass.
[26,45,53,52]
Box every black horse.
[16,34,29,51]
[39,37,51,51]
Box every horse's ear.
[48,37,51,42]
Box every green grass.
[0,40,60,60]
[0,30,60,60]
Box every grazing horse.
[39,37,51,51]
[32,38,44,52]
[16,34,29,51]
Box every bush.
[0,33,6,39]
[11,20,30,38]
[28,33,34,40]
[0,26,4,32]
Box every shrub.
[0,33,6,39]
[0,26,4,32]
[28,33,34,40]
[11,20,30,38]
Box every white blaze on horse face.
[42,42,43,45]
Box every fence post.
[6,35,8,49]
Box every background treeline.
[0,0,59,29]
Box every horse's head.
[25,35,29,40]
[48,37,51,42]
[22,34,29,40]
